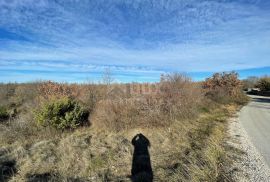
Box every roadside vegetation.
[243,75,270,96]
[0,72,248,181]
[256,76,270,91]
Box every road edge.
[227,111,270,181]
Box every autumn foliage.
[37,81,81,100]
[203,72,247,104]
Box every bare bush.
[158,73,203,119]
[92,73,203,131]
[0,83,17,107]
[102,68,114,86]
[92,98,166,131]
[242,76,259,90]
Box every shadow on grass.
[27,173,87,182]
[0,160,17,182]
[131,133,153,182]
[27,173,58,182]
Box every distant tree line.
[243,76,270,91]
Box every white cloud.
[0,0,270,82]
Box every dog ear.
[143,135,150,147]
[131,134,139,145]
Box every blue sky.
[0,0,270,83]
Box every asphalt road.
[239,95,270,167]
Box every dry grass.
[0,105,239,181]
[92,98,169,132]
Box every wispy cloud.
[0,0,270,82]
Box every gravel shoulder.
[228,111,270,181]
[239,95,270,166]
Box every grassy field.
[0,72,248,181]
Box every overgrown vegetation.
[242,76,259,90]
[243,75,270,96]
[93,73,202,131]
[203,72,249,105]
[257,76,270,91]
[0,72,248,181]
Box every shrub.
[203,72,247,104]
[37,81,79,101]
[159,73,202,118]
[78,85,105,113]
[242,76,259,90]
[92,73,203,131]
[37,82,107,111]
[256,77,270,91]
[34,98,89,129]
[0,106,9,121]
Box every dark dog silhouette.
[131,133,153,182]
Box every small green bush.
[0,106,9,121]
[34,98,89,129]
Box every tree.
[203,72,245,104]
[102,68,114,86]
[256,76,270,91]
[242,76,259,90]
[203,71,242,96]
